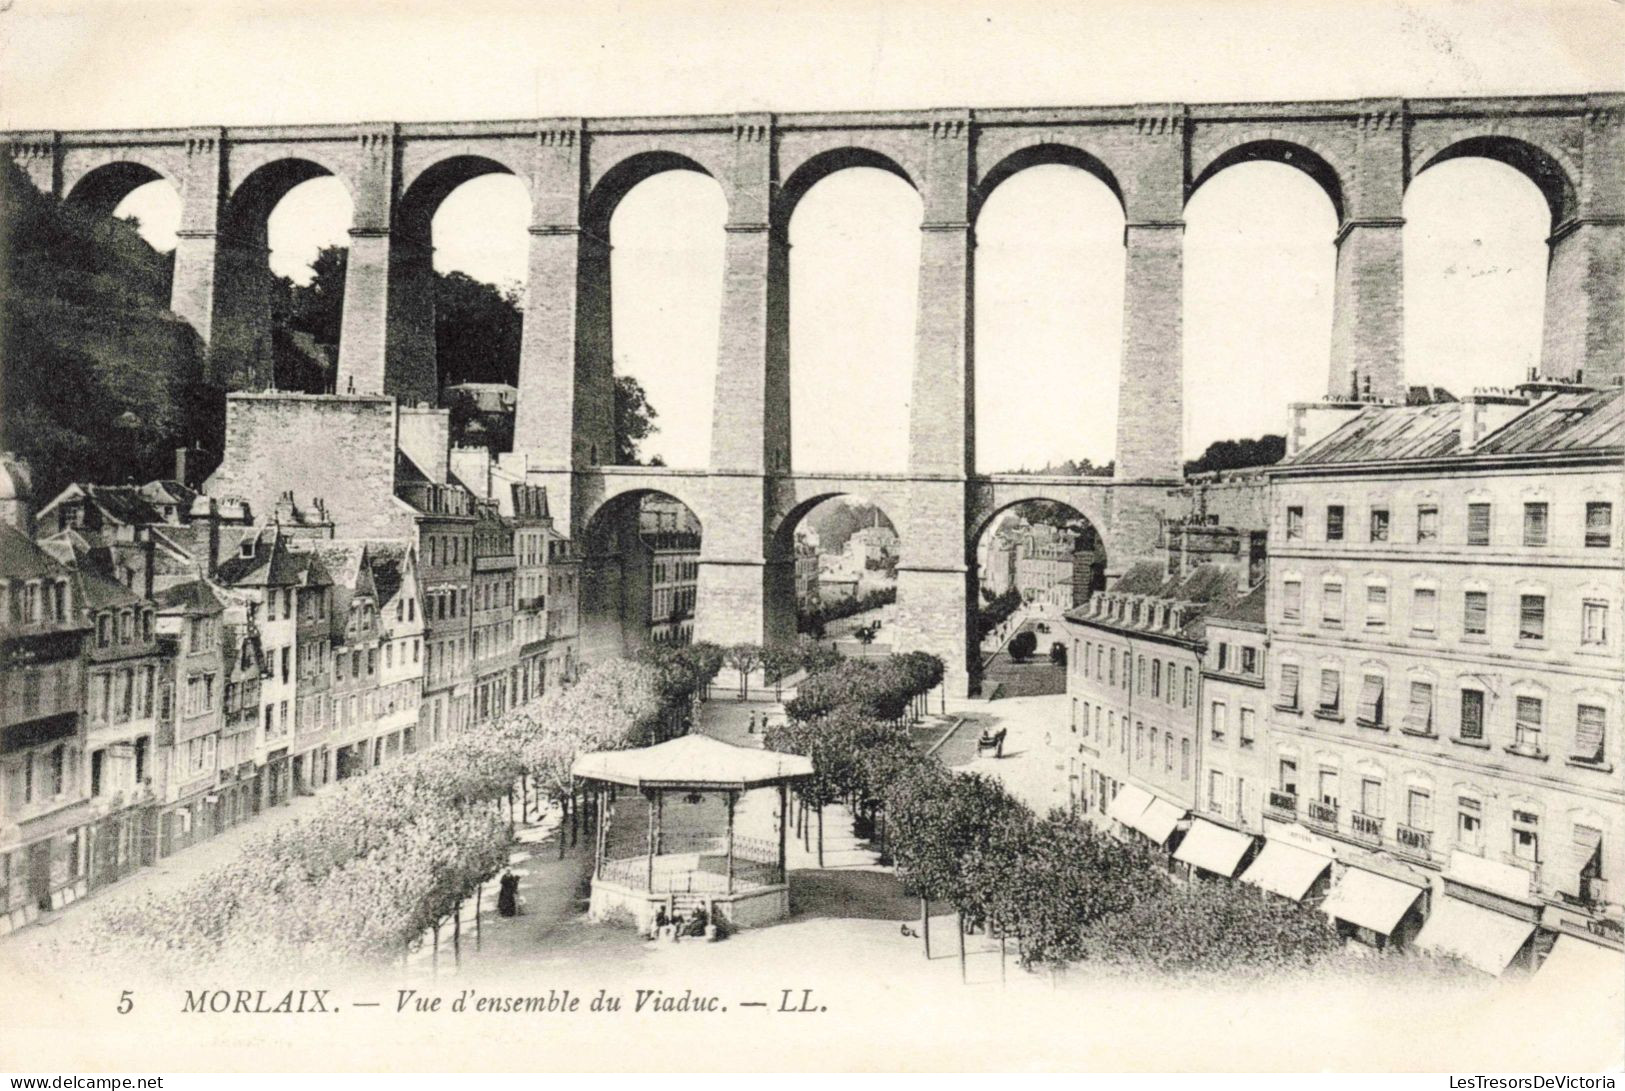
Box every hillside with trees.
[0,159,223,502]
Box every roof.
[366,542,407,605]
[1289,403,1463,465]
[155,578,223,615]
[75,566,142,611]
[214,529,332,589]
[571,734,814,790]
[1208,582,1267,628]
[1472,389,1623,455]
[0,522,75,580]
[1286,389,1622,467]
[1111,562,1168,596]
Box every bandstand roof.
[572,734,814,790]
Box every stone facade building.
[1262,386,1623,963]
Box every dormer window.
[240,539,254,559]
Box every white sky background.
[3,0,1617,470]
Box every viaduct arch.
[10,94,1621,693]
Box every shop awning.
[1414,896,1535,975]
[1130,796,1187,846]
[1321,866,1424,936]
[1240,839,1332,901]
[1173,819,1257,877]
[1106,783,1153,828]
[1533,934,1625,992]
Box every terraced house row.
[1062,381,1623,984]
[0,443,582,934]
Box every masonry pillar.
[1540,102,1624,387]
[6,133,60,197]
[1114,107,1186,482]
[1328,103,1406,402]
[512,123,611,538]
[169,130,226,357]
[385,231,438,402]
[696,115,788,649]
[896,113,975,697]
[336,127,436,403]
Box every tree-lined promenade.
[64,638,1468,984]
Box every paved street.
[979,619,1068,699]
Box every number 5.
[117,990,134,1014]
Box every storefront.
[1174,818,1259,880]
[1320,864,1427,950]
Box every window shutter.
[1278,663,1300,708]
[1563,825,1604,898]
[1460,690,1484,739]
[1464,591,1488,635]
[1575,705,1606,764]
[1357,675,1385,725]
[1467,503,1491,545]
[1403,682,1434,733]
[1516,695,1543,731]
[1317,669,1340,711]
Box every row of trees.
[76,656,722,973]
[798,586,896,638]
[977,587,1023,639]
[761,649,1352,980]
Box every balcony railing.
[1266,789,1297,816]
[1350,811,1383,844]
[1306,800,1339,829]
[1395,823,1433,860]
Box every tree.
[1183,434,1287,476]
[1008,630,1037,662]
[614,374,661,465]
[854,622,879,648]
[723,643,762,700]
[435,272,523,386]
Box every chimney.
[1459,390,1532,453]
[174,447,188,487]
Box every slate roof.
[1208,582,1267,629]
[1288,403,1464,465]
[0,522,74,580]
[1472,390,1623,456]
[156,578,223,615]
[215,530,333,588]
[1288,389,1622,467]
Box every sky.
[3,0,1617,471]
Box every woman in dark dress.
[497,871,519,917]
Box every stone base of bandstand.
[588,876,791,933]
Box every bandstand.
[571,734,813,931]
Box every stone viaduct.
[7,94,1622,693]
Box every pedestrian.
[497,870,520,917]
[748,710,757,734]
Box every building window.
[1582,600,1610,647]
[1282,579,1302,623]
[1512,810,1540,863]
[1326,505,1345,541]
[1403,681,1434,735]
[1210,702,1227,743]
[1277,663,1300,710]
[1151,659,1161,698]
[1321,581,1343,627]
[1316,668,1341,717]
[1370,507,1389,542]
[1406,788,1431,832]
[1518,594,1546,642]
[1164,734,1173,773]
[1317,768,1339,808]
[1286,506,1303,541]
[1182,666,1193,708]
[1514,696,1544,755]
[1357,674,1385,727]
[1240,646,1257,676]
[1239,707,1255,749]
[1135,724,1144,760]
[1585,502,1613,548]
[1364,583,1388,629]
[1208,770,1225,814]
[1523,502,1549,547]
[1459,688,1485,741]
[1360,778,1384,820]
[1180,738,1190,780]
[1463,590,1489,639]
[1462,501,1493,546]
[1457,797,1483,854]
[1417,505,1439,542]
[1279,758,1298,798]
[1574,704,1607,766]
[1412,587,1438,634]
